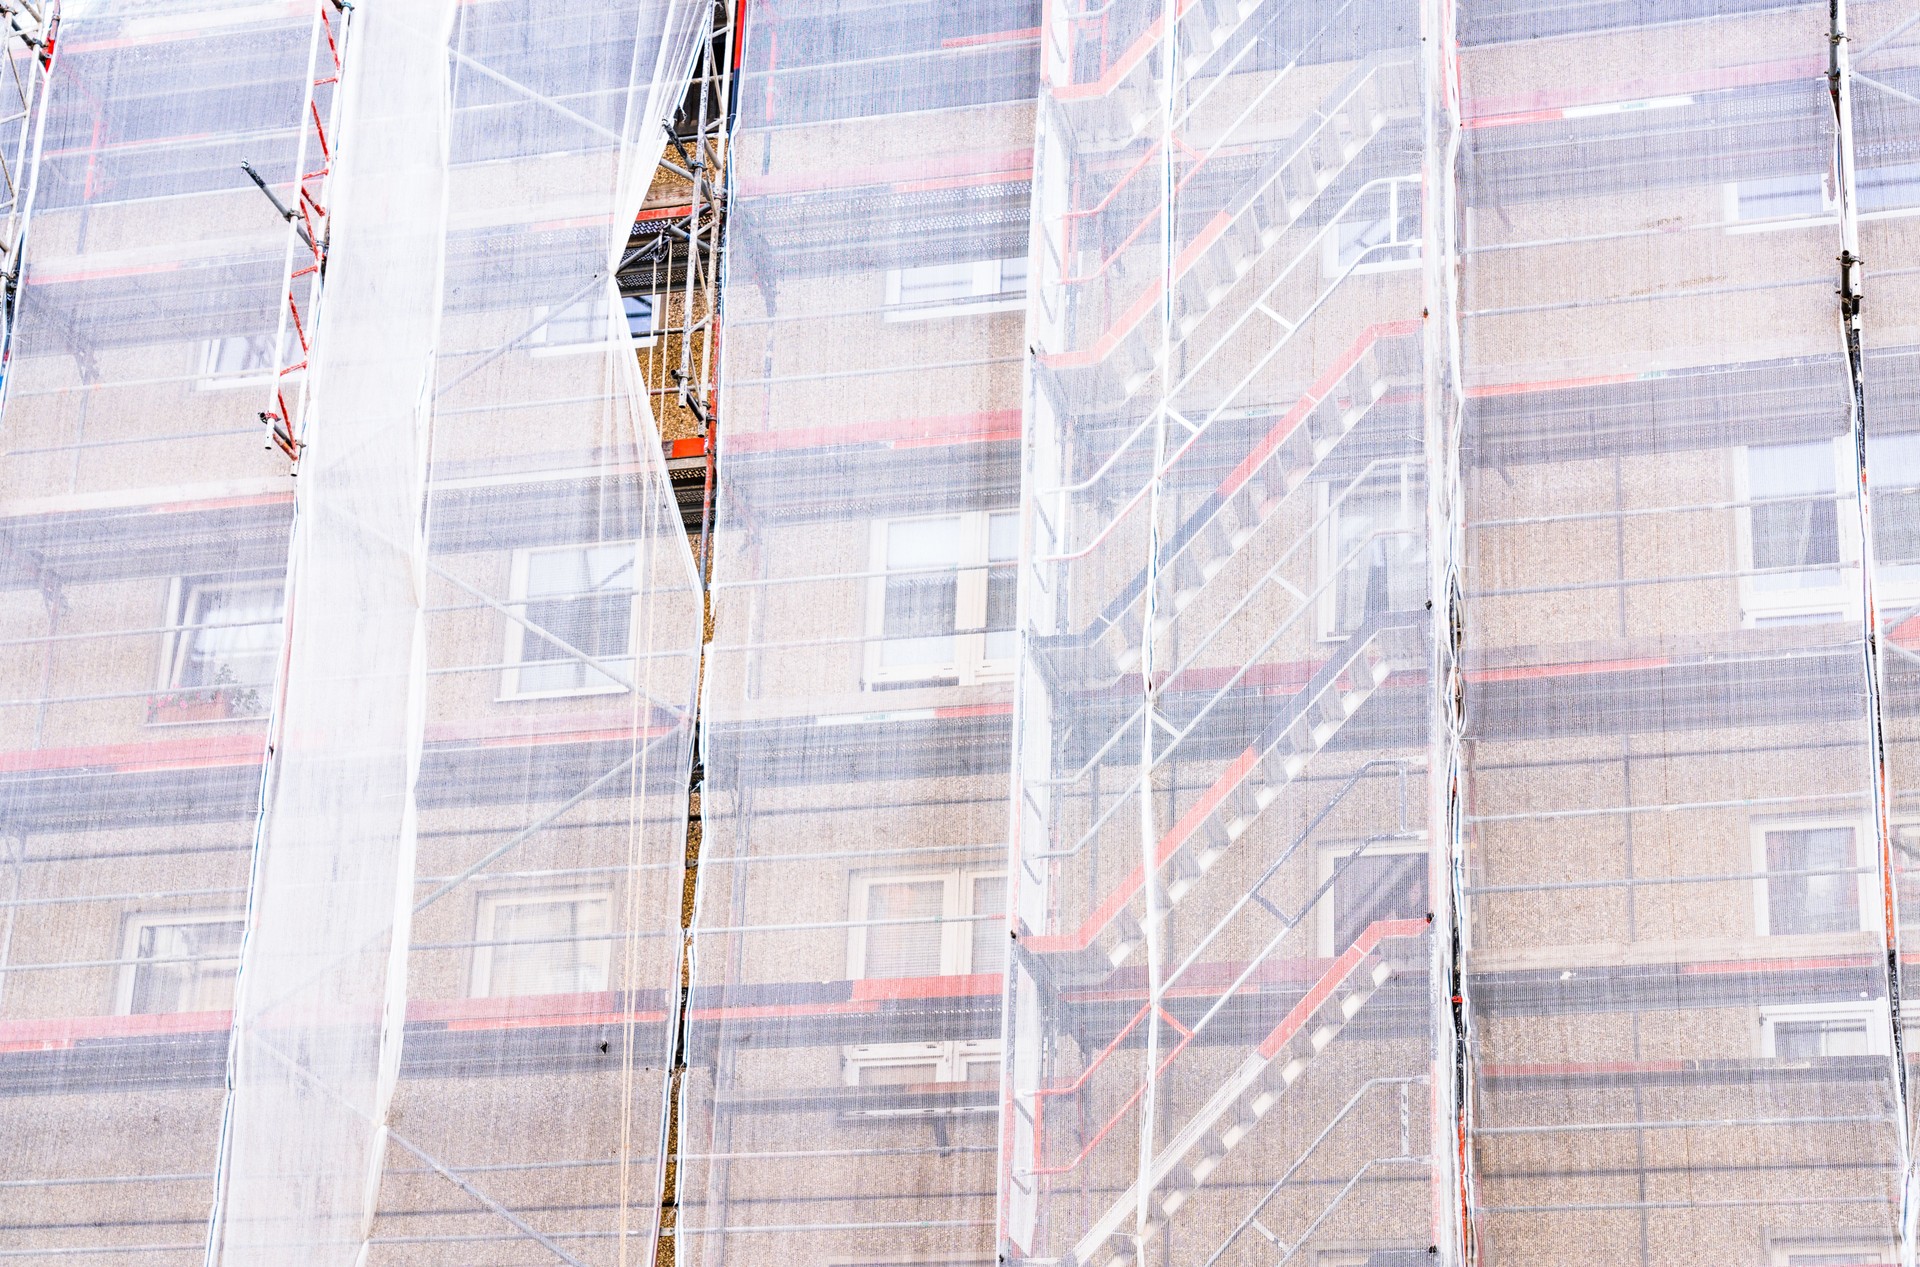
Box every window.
[843,1038,1001,1087]
[849,868,1006,980]
[1323,182,1420,277]
[1729,164,1920,231]
[1739,440,1854,624]
[1762,1007,1877,1059]
[1727,173,1832,226]
[1861,162,1920,216]
[1770,1237,1895,1266]
[1318,466,1424,639]
[844,869,1004,1092]
[502,542,638,698]
[196,328,298,389]
[532,292,660,352]
[867,512,1018,685]
[472,890,612,998]
[153,577,283,722]
[1755,823,1867,937]
[1871,434,1920,591]
[883,257,1027,321]
[119,914,244,1014]
[1319,840,1426,955]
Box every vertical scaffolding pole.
[1832,2,1916,1258]
[1422,0,1470,1257]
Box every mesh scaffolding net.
[0,0,706,1261]
[6,0,1920,1264]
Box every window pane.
[1333,185,1420,271]
[1331,851,1426,954]
[997,255,1029,296]
[895,262,979,306]
[856,1060,941,1086]
[129,919,244,1014]
[540,296,608,346]
[518,545,635,693]
[1749,442,1841,591]
[963,1057,1000,1083]
[177,584,284,696]
[863,879,945,977]
[486,895,611,997]
[880,519,962,669]
[1861,162,1920,215]
[622,294,656,339]
[1774,1021,1866,1059]
[1735,173,1826,220]
[208,333,278,375]
[970,874,1007,974]
[1331,473,1424,634]
[1766,827,1859,935]
[1873,435,1920,582]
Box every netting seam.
[1421,0,1474,1259]
[1829,2,1915,1259]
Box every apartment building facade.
[2,0,1920,1265]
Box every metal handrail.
[1037,173,1421,541]
[1029,456,1421,797]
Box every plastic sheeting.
[0,4,313,1256]
[1857,0,1920,1186]
[1453,0,1912,1258]
[694,1,1920,1266]
[1004,1,1435,1264]
[0,0,705,1261]
[1459,0,1912,1259]
[680,2,1036,1265]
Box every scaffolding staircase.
[1043,55,1417,406]
[1036,322,1420,689]
[1017,918,1427,1267]
[1028,607,1425,974]
[1009,13,1435,1264]
[1051,0,1367,151]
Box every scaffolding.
[5,0,1920,1264]
[0,0,706,1260]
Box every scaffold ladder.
[254,0,351,465]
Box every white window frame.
[1768,1235,1896,1266]
[883,257,1027,322]
[1751,818,1874,939]
[1314,467,1423,642]
[1758,1000,1888,1059]
[195,329,299,390]
[1736,438,1865,626]
[117,911,245,1015]
[842,1037,1003,1087]
[152,575,283,724]
[865,511,1018,687]
[470,887,613,999]
[499,541,641,701]
[1321,180,1421,278]
[847,866,1006,980]
[1724,173,1837,234]
[844,866,1004,1092]
[530,291,662,355]
[1317,838,1427,956]
[1742,431,1920,619]
[1727,163,1920,235]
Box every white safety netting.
[0,0,706,1261]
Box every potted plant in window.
[146,666,266,724]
